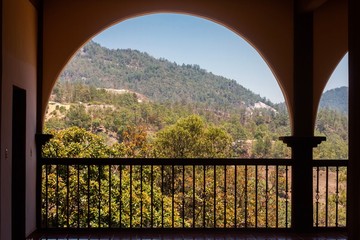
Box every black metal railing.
[40,158,292,229]
[39,158,347,230]
[313,160,348,228]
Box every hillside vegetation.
[59,41,272,109]
[46,81,348,159]
[45,41,348,159]
[319,86,348,114]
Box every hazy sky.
[93,14,348,104]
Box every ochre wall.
[313,0,348,118]
[1,0,38,238]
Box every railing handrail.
[40,157,293,166]
[312,159,348,167]
[40,157,348,166]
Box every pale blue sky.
[93,14,348,104]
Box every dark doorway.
[12,86,26,240]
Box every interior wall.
[1,0,37,238]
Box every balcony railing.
[38,158,347,230]
[313,160,347,228]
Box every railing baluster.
[265,165,269,228]
[224,165,227,228]
[98,165,101,228]
[150,165,154,228]
[161,165,164,228]
[67,165,70,228]
[255,165,258,228]
[171,165,174,228]
[244,165,248,228]
[140,165,143,228]
[336,166,339,227]
[109,165,111,228]
[56,165,59,227]
[214,165,216,228]
[276,165,279,228]
[234,165,237,228]
[45,165,49,228]
[77,165,80,228]
[87,165,90,228]
[285,165,289,228]
[182,165,185,228]
[193,165,196,228]
[316,166,320,227]
[130,165,132,228]
[119,165,122,228]
[203,165,206,228]
[325,166,329,227]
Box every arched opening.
[44,13,290,159]
[40,13,292,229]
[312,53,348,228]
[314,53,348,160]
[42,2,295,125]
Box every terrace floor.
[27,229,348,240]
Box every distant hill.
[272,86,348,115]
[59,41,273,110]
[319,86,348,114]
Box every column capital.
[279,136,326,148]
[35,133,53,147]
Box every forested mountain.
[319,86,348,113]
[273,86,348,115]
[59,41,272,109]
[47,40,349,160]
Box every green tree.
[112,126,153,158]
[154,115,233,158]
[65,104,91,130]
[43,126,111,158]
